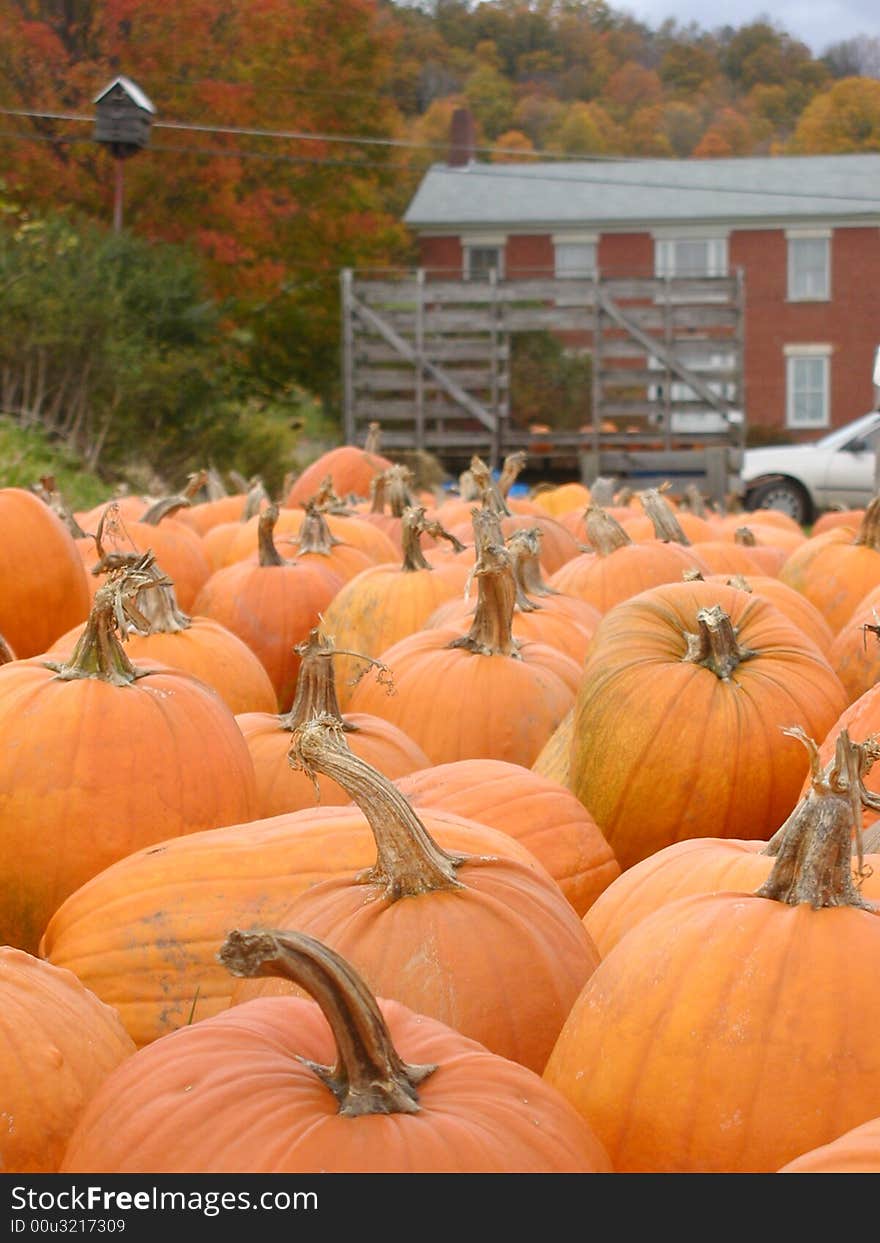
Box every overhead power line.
[1,106,879,206]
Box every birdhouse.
[93,76,155,159]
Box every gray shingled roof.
[403,154,880,231]
[93,75,156,114]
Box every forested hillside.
[0,1,878,489]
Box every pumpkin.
[0,946,135,1173]
[828,583,880,702]
[532,481,591,517]
[395,758,620,916]
[41,793,548,1048]
[230,717,600,1074]
[567,579,848,870]
[0,556,258,954]
[0,487,90,657]
[548,505,707,613]
[48,551,278,716]
[425,527,599,669]
[347,508,579,766]
[319,505,471,709]
[236,627,430,817]
[780,496,880,631]
[544,728,880,1173]
[192,504,344,712]
[278,501,374,584]
[61,929,612,1173]
[284,423,393,507]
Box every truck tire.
[745,478,812,526]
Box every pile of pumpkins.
[3,434,880,1174]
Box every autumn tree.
[789,76,880,152]
[0,0,412,411]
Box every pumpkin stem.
[32,475,88,538]
[279,627,391,735]
[243,478,268,521]
[681,483,707,517]
[369,472,388,516]
[639,487,690,545]
[219,928,436,1116]
[853,496,880,550]
[257,503,286,567]
[458,467,481,502]
[387,465,415,518]
[134,558,192,634]
[727,574,753,591]
[449,508,521,658]
[507,527,559,609]
[400,506,464,572]
[470,455,509,517]
[182,469,209,502]
[140,494,192,526]
[756,727,880,907]
[682,604,756,680]
[682,567,705,582]
[46,552,166,685]
[0,632,14,664]
[498,451,527,500]
[364,422,382,457]
[584,506,632,555]
[294,503,341,557]
[311,475,353,516]
[288,716,465,899]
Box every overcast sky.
[617,1,878,56]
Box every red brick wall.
[598,233,654,277]
[418,236,462,276]
[731,226,880,439]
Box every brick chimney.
[448,107,475,167]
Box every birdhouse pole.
[113,156,125,233]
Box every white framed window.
[785,344,831,429]
[787,231,830,301]
[462,234,505,281]
[654,236,728,278]
[553,236,597,278]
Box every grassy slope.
[0,416,111,510]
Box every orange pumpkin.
[42,791,549,1048]
[780,496,880,631]
[395,758,620,916]
[192,504,344,711]
[285,424,393,506]
[319,505,472,709]
[0,557,258,954]
[47,552,278,717]
[236,627,430,817]
[548,505,707,613]
[544,729,880,1172]
[0,487,90,657]
[567,579,848,870]
[61,929,612,1174]
[0,947,135,1173]
[828,583,880,702]
[347,510,579,766]
[230,718,600,1075]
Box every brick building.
[402,150,880,441]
